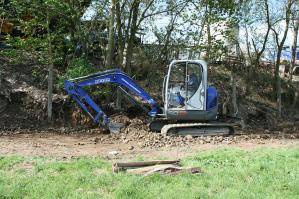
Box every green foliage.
[57,57,111,99]
[6,37,46,51]
[67,58,95,77]
[0,148,298,198]
[58,57,96,88]
[0,48,22,64]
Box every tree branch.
[136,0,190,28]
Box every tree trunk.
[202,3,212,61]
[206,19,211,61]
[272,0,294,117]
[47,16,53,123]
[0,19,2,88]
[115,1,123,66]
[122,0,140,75]
[274,51,282,117]
[293,89,298,108]
[290,19,299,80]
[0,18,4,36]
[160,21,175,63]
[122,2,133,72]
[47,58,53,123]
[0,63,1,87]
[276,74,282,117]
[105,0,116,68]
[231,74,238,116]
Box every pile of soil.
[105,114,298,148]
[0,51,68,130]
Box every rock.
[94,137,99,143]
[122,139,129,144]
[198,139,205,144]
[258,140,265,144]
[205,136,211,143]
[186,135,193,140]
[289,134,296,139]
[260,134,270,139]
[129,146,134,150]
[108,151,119,156]
[256,135,261,139]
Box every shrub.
[58,57,96,88]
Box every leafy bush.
[58,57,96,88]
[58,57,111,99]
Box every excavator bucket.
[107,122,125,134]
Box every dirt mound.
[88,114,299,149]
[0,51,68,130]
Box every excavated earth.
[0,114,298,159]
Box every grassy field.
[0,148,298,199]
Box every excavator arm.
[64,69,159,126]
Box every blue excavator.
[64,60,240,136]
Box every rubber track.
[161,123,234,136]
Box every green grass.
[0,148,298,199]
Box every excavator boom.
[64,69,159,126]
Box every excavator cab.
[163,60,218,121]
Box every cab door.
[165,61,205,113]
[165,61,187,110]
[185,62,204,110]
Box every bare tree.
[122,0,141,74]
[157,1,189,63]
[252,0,271,66]
[271,0,295,117]
[120,0,189,74]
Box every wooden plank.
[112,160,181,172]
[126,164,180,175]
[126,164,202,176]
